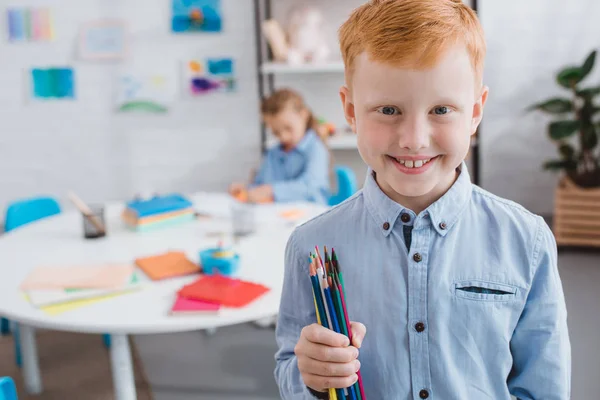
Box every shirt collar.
[274,129,317,155]
[363,161,473,237]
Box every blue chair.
[4,197,61,232]
[329,166,358,206]
[1,197,110,368]
[0,376,17,400]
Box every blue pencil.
[309,256,329,329]
[324,286,346,400]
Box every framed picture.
[78,20,128,61]
[171,0,222,33]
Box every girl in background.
[229,88,331,205]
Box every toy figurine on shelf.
[262,6,330,65]
[317,117,336,138]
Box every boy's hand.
[294,321,366,393]
[247,184,274,203]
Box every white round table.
[0,193,327,400]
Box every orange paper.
[135,251,200,281]
[178,275,270,308]
[20,264,134,290]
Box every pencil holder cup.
[82,205,106,239]
[199,248,240,276]
[231,201,256,238]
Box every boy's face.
[340,46,488,212]
[264,106,309,152]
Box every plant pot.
[553,177,600,247]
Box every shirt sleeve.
[252,153,271,186]
[508,216,571,399]
[271,142,330,203]
[274,231,326,399]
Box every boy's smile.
[340,45,488,214]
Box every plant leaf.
[576,86,600,98]
[527,98,573,113]
[549,120,581,140]
[580,50,597,81]
[543,159,577,171]
[559,143,575,159]
[557,67,583,89]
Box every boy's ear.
[471,85,489,135]
[339,86,357,133]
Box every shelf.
[261,61,345,74]
[327,134,357,150]
[266,134,357,151]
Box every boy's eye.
[433,106,450,115]
[378,106,399,116]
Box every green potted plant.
[528,49,600,247]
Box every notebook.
[178,275,270,308]
[27,272,142,307]
[20,264,134,290]
[135,251,200,280]
[122,207,194,225]
[125,194,193,218]
[169,295,220,315]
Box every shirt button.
[415,322,425,332]
[413,253,422,262]
[383,222,390,230]
[400,213,410,223]
[419,389,430,399]
[439,221,447,230]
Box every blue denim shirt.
[275,163,570,399]
[253,130,330,205]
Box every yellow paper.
[24,289,140,316]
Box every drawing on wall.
[7,8,54,42]
[171,0,222,33]
[183,58,235,96]
[115,74,175,113]
[78,20,128,60]
[30,67,75,99]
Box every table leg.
[110,334,137,400]
[20,325,42,394]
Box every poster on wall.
[7,8,54,42]
[78,20,128,61]
[183,58,235,96]
[171,0,222,33]
[115,73,176,113]
[30,67,75,100]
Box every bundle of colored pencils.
[309,246,366,400]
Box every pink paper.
[170,296,220,313]
[20,264,134,290]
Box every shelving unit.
[260,61,345,74]
[252,0,481,185]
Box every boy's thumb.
[350,321,366,348]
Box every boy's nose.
[397,119,430,151]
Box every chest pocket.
[454,280,518,302]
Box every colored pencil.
[334,254,365,400]
[308,256,337,400]
[311,247,366,400]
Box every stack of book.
[122,194,195,231]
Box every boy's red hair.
[338,0,486,85]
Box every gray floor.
[134,248,600,399]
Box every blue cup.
[199,248,240,276]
